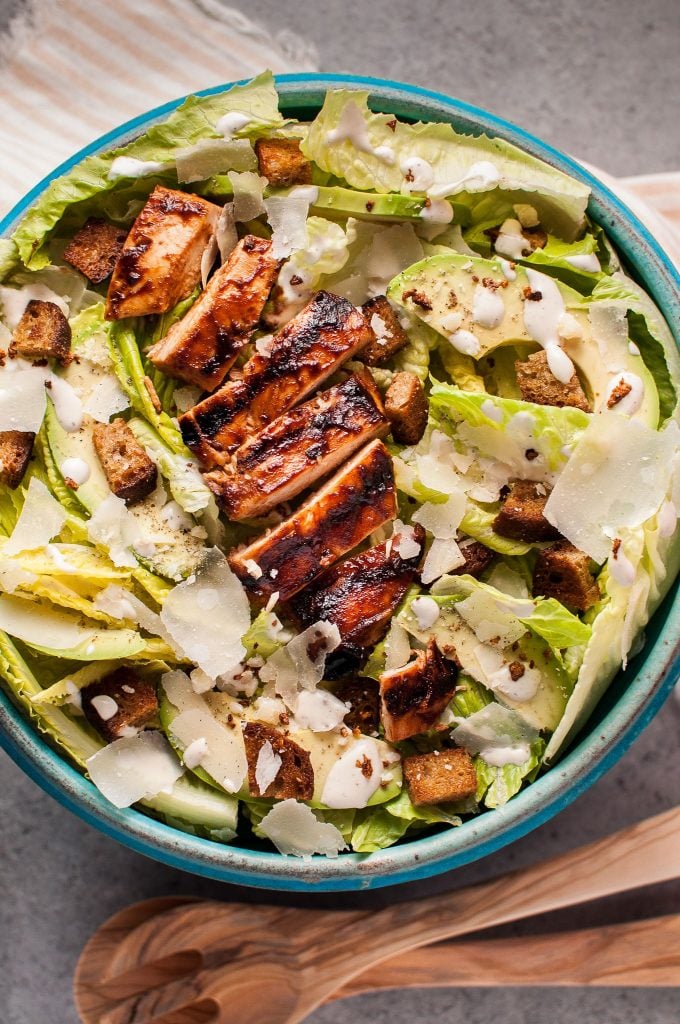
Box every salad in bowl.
[0,72,678,860]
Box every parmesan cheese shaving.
[5,478,67,555]
[412,494,466,539]
[82,374,129,423]
[293,688,348,732]
[264,187,318,259]
[320,737,383,809]
[254,740,282,793]
[452,703,538,767]
[257,799,347,857]
[160,550,251,679]
[421,538,465,584]
[86,731,184,808]
[228,170,268,221]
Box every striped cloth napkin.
[0,0,677,270]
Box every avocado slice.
[43,402,204,580]
[398,599,571,733]
[160,681,402,808]
[388,253,660,427]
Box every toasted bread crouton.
[533,540,600,612]
[332,677,381,735]
[63,218,128,283]
[453,540,495,578]
[404,747,477,806]
[11,300,71,363]
[515,349,590,411]
[106,186,220,320]
[384,371,428,445]
[92,418,157,503]
[255,137,313,187]
[0,430,35,489]
[523,227,548,250]
[82,668,158,742]
[243,722,314,800]
[380,639,458,742]
[360,295,409,366]
[493,480,561,542]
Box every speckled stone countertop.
[1,1,679,1021]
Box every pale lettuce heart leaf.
[0,594,145,659]
[301,90,589,239]
[474,737,545,808]
[348,789,461,853]
[127,418,211,515]
[430,383,590,476]
[588,273,680,422]
[12,71,282,269]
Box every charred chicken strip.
[204,372,389,520]
[179,290,375,465]
[147,236,280,391]
[288,524,425,660]
[379,639,458,742]
[229,439,396,604]
[106,186,220,320]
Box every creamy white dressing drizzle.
[480,399,504,423]
[472,283,505,329]
[448,328,481,357]
[610,542,636,587]
[320,737,383,809]
[658,500,678,537]
[400,155,435,192]
[108,157,169,181]
[411,596,440,630]
[216,110,252,140]
[605,372,645,416]
[522,268,576,384]
[60,457,91,485]
[493,218,531,260]
[498,258,517,281]
[325,101,395,164]
[419,198,454,225]
[565,253,601,273]
[428,160,501,199]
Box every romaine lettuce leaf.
[588,274,680,422]
[127,418,211,514]
[349,789,461,853]
[474,738,545,807]
[12,72,283,269]
[302,91,589,239]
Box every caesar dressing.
[472,283,505,329]
[419,198,454,225]
[320,737,383,809]
[428,160,501,199]
[47,375,84,433]
[60,457,91,485]
[325,101,395,164]
[216,111,252,139]
[448,328,481,357]
[522,268,577,384]
[400,156,435,192]
[493,218,531,260]
[108,157,169,181]
[565,253,601,273]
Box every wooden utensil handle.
[336,914,680,995]
[326,806,680,974]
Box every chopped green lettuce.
[127,418,211,514]
[12,72,283,269]
[302,91,589,239]
[349,789,461,853]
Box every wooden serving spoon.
[74,807,680,1024]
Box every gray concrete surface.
[1,0,679,1022]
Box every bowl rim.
[1,72,678,892]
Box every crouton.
[0,430,34,489]
[10,300,71,363]
[515,349,590,412]
[254,137,313,187]
[493,480,561,542]
[92,418,157,503]
[384,371,428,445]
[523,227,548,250]
[380,639,458,742]
[404,747,477,806]
[243,722,314,800]
[106,185,221,320]
[63,218,128,283]
[453,540,495,578]
[533,540,600,612]
[332,677,381,735]
[360,295,409,366]
[82,668,158,743]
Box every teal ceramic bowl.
[1,75,678,891]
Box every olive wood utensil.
[74,806,680,1024]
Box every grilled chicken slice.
[179,290,375,466]
[379,639,458,742]
[147,235,280,391]
[106,186,220,320]
[288,524,425,661]
[204,372,388,519]
[229,439,396,604]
